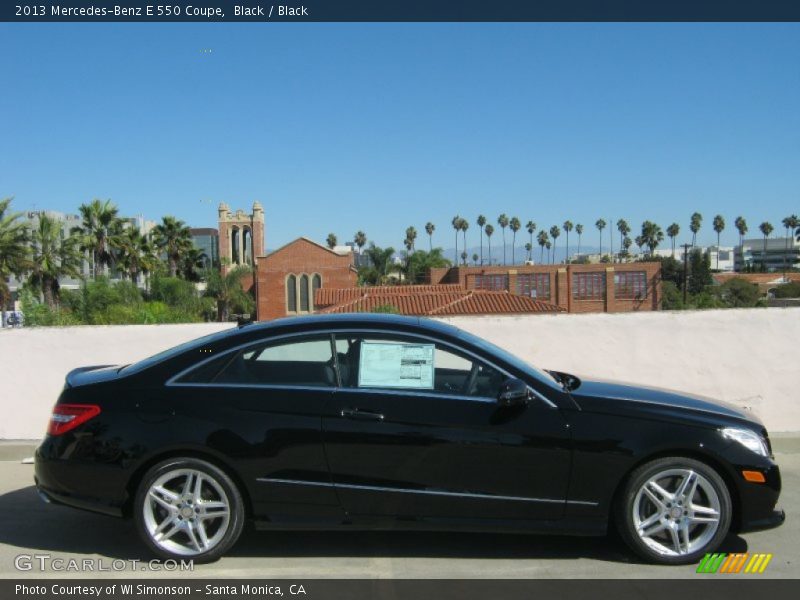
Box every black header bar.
[3,1,800,23]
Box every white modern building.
[735,236,800,272]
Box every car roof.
[231,313,462,339]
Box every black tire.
[134,457,245,563]
[615,456,732,565]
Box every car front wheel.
[616,456,732,564]
[134,457,245,562]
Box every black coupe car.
[35,314,783,564]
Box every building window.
[312,274,322,310]
[242,228,252,265]
[516,273,550,300]
[299,274,310,312]
[572,272,606,300]
[286,275,297,312]
[472,274,509,291]
[231,227,240,264]
[614,271,647,300]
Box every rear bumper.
[34,478,123,517]
[34,438,127,518]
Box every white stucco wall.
[0,308,798,439]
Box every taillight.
[47,404,101,436]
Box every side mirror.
[497,378,531,407]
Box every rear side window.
[176,336,336,387]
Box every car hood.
[66,365,123,388]
[569,377,761,426]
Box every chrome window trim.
[257,477,598,507]
[166,327,557,408]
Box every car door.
[169,334,343,521]
[322,332,572,521]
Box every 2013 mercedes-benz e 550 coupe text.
[35,314,784,564]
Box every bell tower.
[218,201,265,274]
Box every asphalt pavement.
[0,438,796,579]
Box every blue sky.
[1,23,798,251]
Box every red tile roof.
[315,286,562,316]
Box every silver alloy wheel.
[142,468,231,556]
[632,468,722,557]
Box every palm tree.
[424,222,435,251]
[666,223,680,257]
[616,219,630,263]
[634,235,645,255]
[759,221,774,271]
[549,225,561,263]
[180,246,208,282]
[460,251,468,265]
[509,217,521,264]
[114,227,148,283]
[405,226,418,253]
[476,215,486,264]
[536,230,549,264]
[641,221,665,256]
[0,198,30,311]
[403,247,451,284]
[29,214,83,307]
[205,264,254,322]
[152,216,193,277]
[326,233,337,249]
[484,224,494,265]
[354,231,367,254]
[472,253,479,265]
[712,215,725,269]
[690,212,703,247]
[595,219,606,257]
[575,224,583,257]
[451,215,462,264]
[526,221,536,257]
[362,243,399,285]
[72,198,119,278]
[563,220,573,264]
[459,219,469,263]
[781,215,798,275]
[497,214,509,265]
[734,216,748,247]
[545,241,552,264]
[622,236,632,259]
[525,242,533,261]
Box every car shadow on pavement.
[0,485,749,564]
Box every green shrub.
[371,304,400,314]
[773,281,800,298]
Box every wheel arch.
[608,448,743,532]
[123,448,254,520]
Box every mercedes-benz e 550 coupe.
[35,314,783,564]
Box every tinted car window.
[182,336,336,387]
[334,335,505,398]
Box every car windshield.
[120,328,236,375]
[453,328,562,390]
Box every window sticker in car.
[358,342,435,389]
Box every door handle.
[340,408,385,422]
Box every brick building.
[256,237,358,320]
[252,234,662,320]
[428,262,662,313]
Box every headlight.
[721,427,769,457]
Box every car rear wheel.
[134,457,245,562]
[615,456,732,564]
